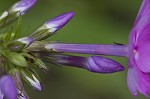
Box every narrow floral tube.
[0,75,17,99]
[44,43,128,57]
[40,53,124,73]
[29,12,74,40]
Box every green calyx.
[0,15,49,90]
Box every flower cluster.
[0,0,125,99]
[0,0,150,98]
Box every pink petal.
[127,65,150,97]
[127,67,138,96]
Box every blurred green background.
[0,0,145,99]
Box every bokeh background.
[0,0,145,99]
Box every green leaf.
[14,15,22,39]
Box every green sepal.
[21,53,47,70]
[0,11,18,30]
[9,68,19,75]
[14,15,22,39]
[7,41,26,52]
[29,68,41,82]
[21,70,32,86]
[30,28,49,41]
[21,70,41,88]
[35,58,47,69]
[7,52,27,67]
[4,27,14,42]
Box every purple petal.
[127,66,150,97]
[127,67,138,96]
[0,75,17,99]
[129,0,150,46]
[0,90,4,99]
[45,12,74,33]
[134,0,150,28]
[45,43,128,57]
[128,0,150,72]
[132,21,150,72]
[12,0,37,14]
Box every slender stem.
[45,43,129,57]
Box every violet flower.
[127,0,150,97]
[0,75,17,99]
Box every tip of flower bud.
[24,74,42,91]
[12,0,37,14]
[86,56,125,73]
[45,11,75,33]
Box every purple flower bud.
[45,12,74,33]
[29,12,74,41]
[24,74,41,91]
[11,0,37,14]
[41,53,124,73]
[86,56,124,73]
[0,75,17,99]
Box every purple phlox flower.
[128,0,150,97]
[11,0,37,14]
[0,75,17,99]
